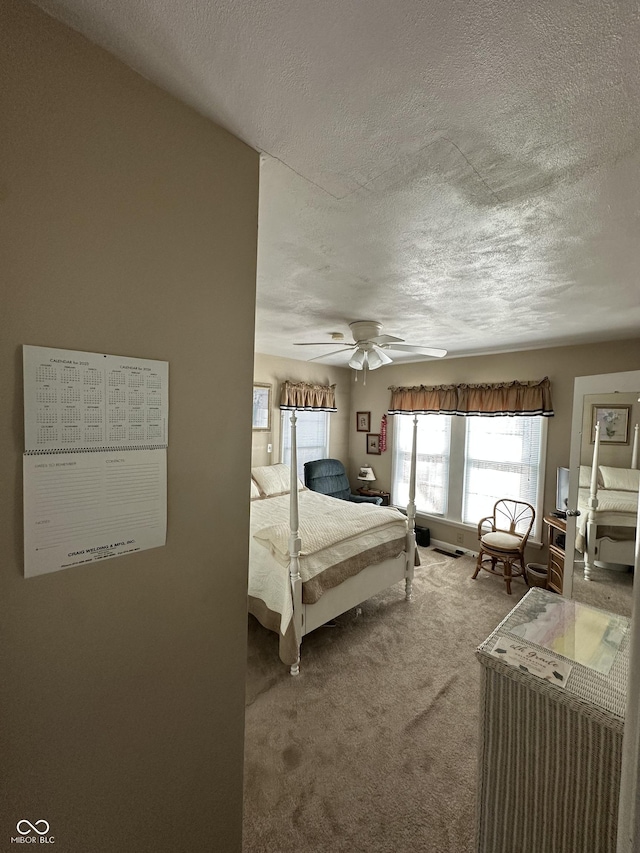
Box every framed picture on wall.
[252,383,272,431]
[366,433,381,455]
[590,404,631,444]
[356,411,371,432]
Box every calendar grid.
[24,345,168,454]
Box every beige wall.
[347,338,640,552]
[0,3,258,851]
[252,353,351,469]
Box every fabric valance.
[279,380,337,412]
[388,377,553,416]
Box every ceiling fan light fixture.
[366,350,384,370]
[296,320,446,370]
[368,345,393,369]
[349,350,366,370]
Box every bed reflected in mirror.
[570,390,638,618]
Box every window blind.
[281,410,330,479]
[462,416,543,532]
[391,414,451,516]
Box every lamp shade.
[358,466,376,482]
[367,345,392,370]
[349,350,366,370]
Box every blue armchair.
[303,458,383,505]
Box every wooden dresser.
[543,514,566,594]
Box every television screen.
[556,467,570,515]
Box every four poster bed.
[247,376,555,672]
[577,422,639,580]
[248,384,419,675]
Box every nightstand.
[357,487,390,506]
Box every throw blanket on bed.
[254,504,407,564]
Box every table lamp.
[358,466,376,485]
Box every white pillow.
[579,465,605,488]
[251,463,304,496]
[579,465,592,488]
[599,466,640,492]
[250,479,262,500]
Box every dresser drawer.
[548,546,564,593]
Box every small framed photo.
[252,383,272,431]
[356,411,371,432]
[590,404,631,444]
[366,433,381,455]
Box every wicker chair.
[472,499,535,594]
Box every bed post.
[288,409,303,675]
[584,421,601,581]
[405,414,418,601]
[632,424,639,470]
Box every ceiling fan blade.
[307,347,355,362]
[369,334,404,345]
[294,342,350,346]
[383,343,447,358]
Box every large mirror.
[564,371,640,617]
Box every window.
[462,417,544,533]
[391,414,451,516]
[281,410,330,479]
[391,414,546,539]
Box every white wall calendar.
[22,345,169,577]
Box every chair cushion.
[481,531,522,551]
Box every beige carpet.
[572,562,633,617]
[242,548,633,853]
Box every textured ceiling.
[34,0,640,364]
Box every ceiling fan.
[294,320,447,380]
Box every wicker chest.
[476,588,629,853]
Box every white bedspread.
[249,490,408,634]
